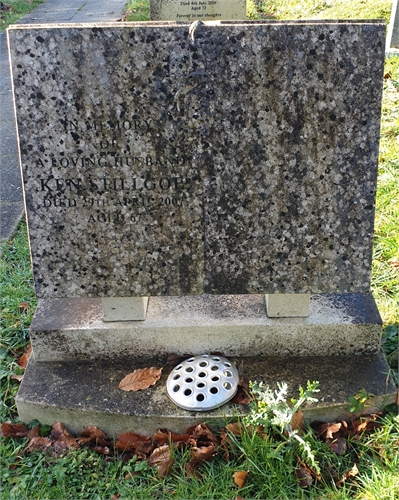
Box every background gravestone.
[150,0,246,21]
[386,0,399,52]
[8,21,384,299]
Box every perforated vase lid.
[166,354,239,411]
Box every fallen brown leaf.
[314,421,342,439]
[115,432,152,454]
[19,302,29,313]
[233,470,249,488]
[327,437,347,455]
[192,423,220,445]
[118,367,163,392]
[0,3,12,12]
[295,465,313,488]
[51,422,70,440]
[231,386,252,405]
[10,374,24,382]
[25,436,52,452]
[93,445,111,455]
[291,410,304,432]
[336,463,359,487]
[124,471,141,480]
[225,422,245,436]
[28,425,40,439]
[18,344,32,368]
[187,443,217,471]
[231,374,251,405]
[153,428,191,446]
[0,422,29,438]
[149,445,175,477]
[350,414,382,436]
[54,433,80,452]
[51,422,79,451]
[77,425,109,446]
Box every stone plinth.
[7,21,385,297]
[16,353,396,437]
[29,294,382,361]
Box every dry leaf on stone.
[18,344,32,368]
[164,353,188,367]
[231,386,251,405]
[295,465,313,488]
[0,422,29,438]
[233,470,249,488]
[118,367,163,392]
[231,375,251,405]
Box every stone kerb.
[7,21,385,301]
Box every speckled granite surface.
[7,21,385,297]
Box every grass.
[372,56,399,324]
[0,0,45,32]
[0,222,37,421]
[1,0,399,498]
[246,0,393,22]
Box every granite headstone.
[8,21,385,298]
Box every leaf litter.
[0,356,387,490]
[0,411,386,489]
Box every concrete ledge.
[16,352,396,438]
[30,294,382,361]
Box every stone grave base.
[30,294,382,361]
[17,293,396,437]
[17,353,396,438]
